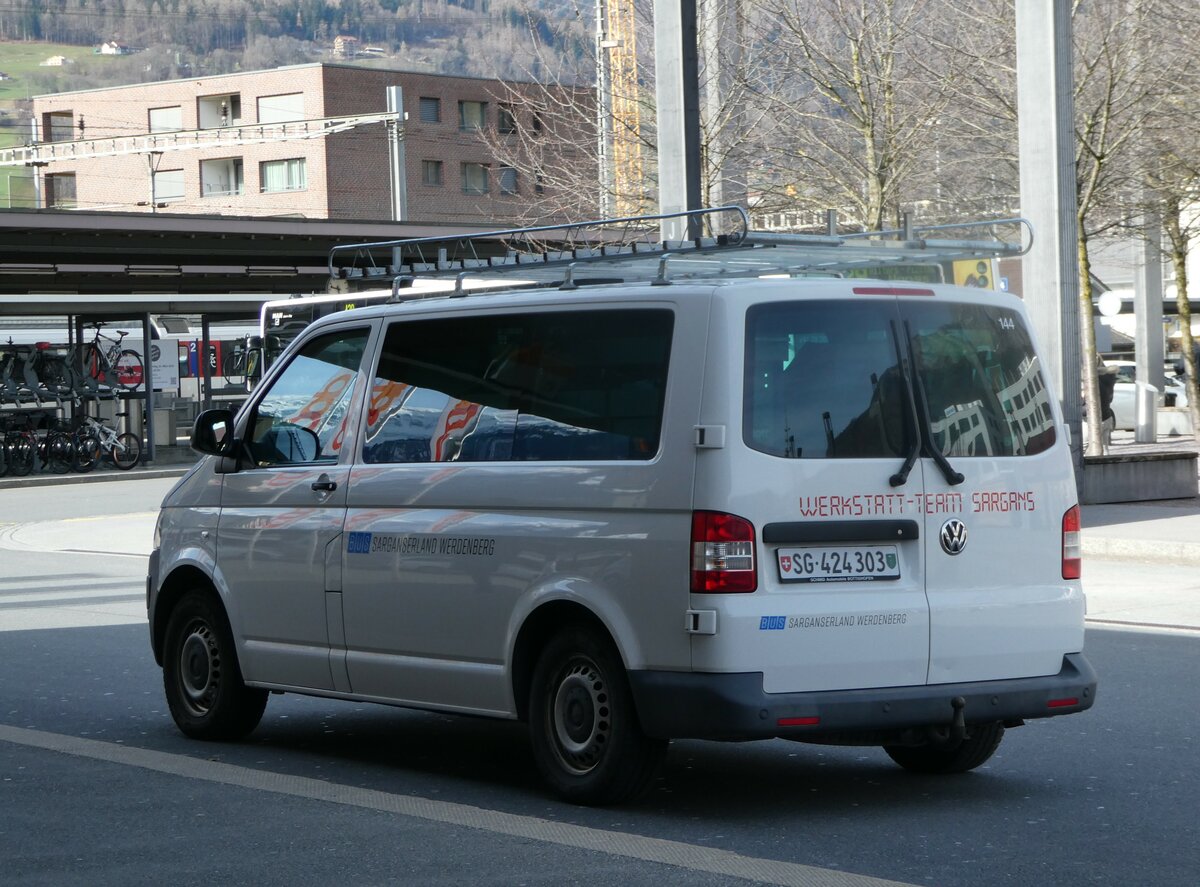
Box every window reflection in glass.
[363,310,673,463]
[906,303,1056,457]
[247,330,367,466]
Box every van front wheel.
[884,722,1005,774]
[162,591,268,741]
[528,627,666,805]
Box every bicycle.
[1,414,37,476]
[75,414,142,470]
[84,323,144,392]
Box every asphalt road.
[1,478,1197,886]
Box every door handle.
[311,479,337,492]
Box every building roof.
[32,61,549,101]
[0,209,493,296]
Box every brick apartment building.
[30,63,594,224]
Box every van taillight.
[1062,505,1081,579]
[691,511,757,593]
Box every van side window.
[362,309,673,463]
[905,303,1056,457]
[744,301,909,459]
[245,329,368,467]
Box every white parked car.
[1106,360,1189,430]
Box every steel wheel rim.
[177,620,221,717]
[549,656,610,774]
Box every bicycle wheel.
[113,350,144,391]
[222,350,246,388]
[73,431,101,473]
[6,433,34,476]
[46,429,74,473]
[110,432,142,470]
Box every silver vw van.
[148,213,1096,805]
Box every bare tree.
[1133,1,1200,441]
[745,0,976,231]
[479,0,774,227]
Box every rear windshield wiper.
[888,320,920,488]
[904,320,965,487]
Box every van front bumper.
[628,653,1097,741]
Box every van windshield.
[744,299,1056,459]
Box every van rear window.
[744,301,909,459]
[744,300,1056,459]
[363,308,673,463]
[905,302,1056,457]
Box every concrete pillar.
[654,0,703,240]
[1134,210,1165,442]
[386,87,407,223]
[1016,0,1084,482]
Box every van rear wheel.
[884,722,1005,774]
[528,626,666,805]
[162,590,267,741]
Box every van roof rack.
[328,206,1033,292]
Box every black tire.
[113,349,144,391]
[528,625,667,805]
[73,432,100,473]
[6,433,34,476]
[884,722,1005,774]
[162,590,267,741]
[110,432,142,470]
[45,429,74,473]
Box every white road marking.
[0,724,917,887]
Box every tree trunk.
[1077,224,1105,456]
[1164,206,1200,442]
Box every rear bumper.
[628,653,1097,741]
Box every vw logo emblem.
[939,518,968,555]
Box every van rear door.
[902,295,1085,685]
[698,292,931,694]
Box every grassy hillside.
[0,42,131,207]
[0,42,108,100]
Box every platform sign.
[127,338,180,391]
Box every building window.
[531,111,544,134]
[44,172,77,208]
[43,111,74,142]
[148,106,183,133]
[198,94,241,129]
[257,93,304,124]
[422,160,443,187]
[499,166,518,195]
[152,169,185,202]
[498,105,517,134]
[200,158,244,196]
[260,158,306,192]
[419,97,441,123]
[461,162,488,195]
[459,100,487,131]
[535,173,546,195]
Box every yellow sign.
[953,259,995,289]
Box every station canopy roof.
[0,208,495,305]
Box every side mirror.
[191,408,236,456]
